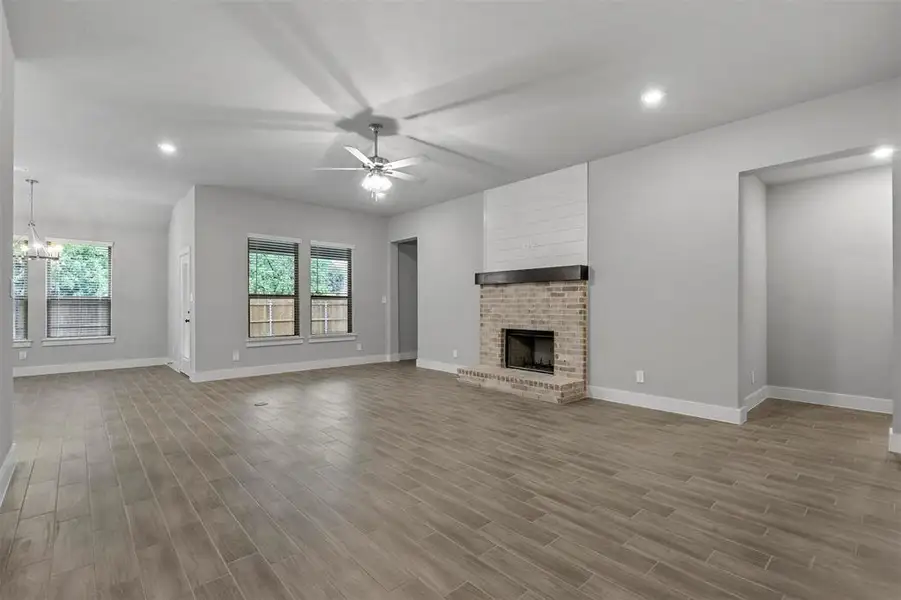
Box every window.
[12,245,27,341]
[310,244,352,336]
[248,237,299,338]
[46,242,112,338]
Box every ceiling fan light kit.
[318,122,426,201]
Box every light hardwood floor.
[1,362,899,600]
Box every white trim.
[14,357,167,377]
[311,240,355,250]
[45,237,113,248]
[190,354,387,383]
[588,386,744,425]
[766,386,892,414]
[386,351,417,362]
[308,334,357,344]
[246,336,304,348]
[12,340,32,348]
[248,233,303,245]
[740,386,770,421]
[42,336,116,347]
[415,359,460,374]
[889,428,901,455]
[0,443,16,513]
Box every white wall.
[389,193,483,371]
[768,167,893,400]
[588,78,899,410]
[0,4,14,466]
[167,187,195,368]
[192,185,389,376]
[11,217,168,372]
[739,175,767,403]
[397,241,418,357]
[484,164,587,271]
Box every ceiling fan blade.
[385,170,420,182]
[344,146,373,166]
[314,167,367,171]
[383,156,428,171]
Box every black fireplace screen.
[505,329,554,374]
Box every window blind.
[47,243,112,338]
[310,245,352,336]
[12,250,27,341]
[248,237,299,338]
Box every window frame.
[12,236,28,343]
[309,241,354,339]
[44,239,114,342]
[247,234,301,341]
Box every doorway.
[178,248,192,375]
[397,239,418,361]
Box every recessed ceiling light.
[641,87,666,108]
[158,141,177,155]
[871,145,895,159]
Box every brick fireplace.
[458,266,588,404]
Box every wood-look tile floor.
[2,363,900,600]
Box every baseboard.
[588,386,743,425]
[740,386,770,421]
[889,428,901,455]
[415,359,460,374]
[190,354,388,383]
[0,443,16,512]
[767,386,892,414]
[14,357,169,377]
[386,351,418,362]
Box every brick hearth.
[458,279,587,403]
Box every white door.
[178,250,192,374]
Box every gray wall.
[12,217,169,368]
[894,159,901,430]
[397,241,418,356]
[0,5,13,464]
[388,193,482,370]
[587,78,898,409]
[167,188,195,367]
[193,185,389,375]
[739,175,768,401]
[768,167,893,399]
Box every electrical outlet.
[751,369,756,385]
[18,351,26,360]
[381,296,387,304]
[635,370,645,384]
[453,349,458,359]
[356,343,362,351]
[232,350,240,362]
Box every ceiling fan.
[316,123,426,200]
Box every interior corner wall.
[0,3,13,464]
[168,187,195,368]
[587,78,899,409]
[388,193,483,370]
[768,167,893,400]
[191,186,389,375]
[739,174,767,403]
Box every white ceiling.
[7,1,901,218]
[756,153,894,186]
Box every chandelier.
[19,179,60,261]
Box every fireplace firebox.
[505,329,554,374]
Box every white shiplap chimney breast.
[484,163,588,271]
